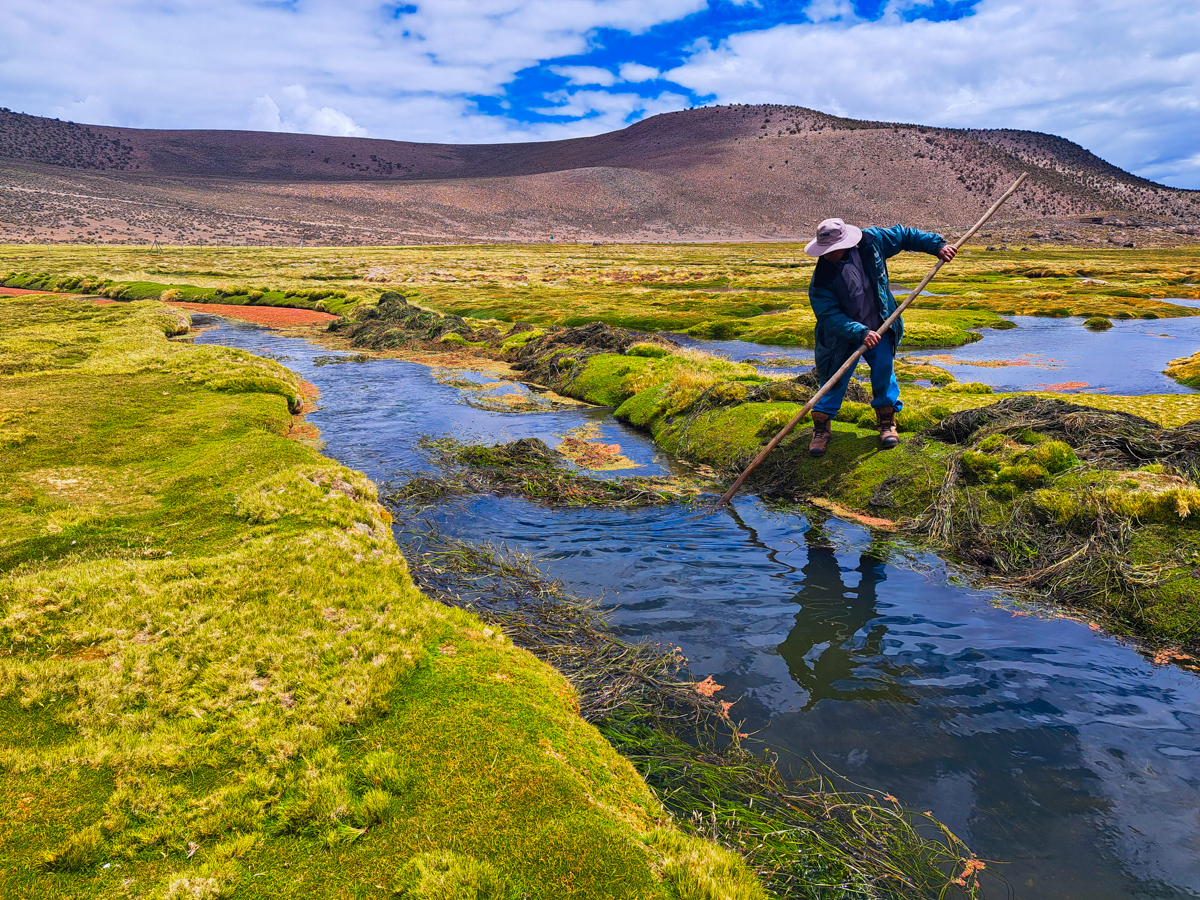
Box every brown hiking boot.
[876,405,900,449]
[809,411,833,457]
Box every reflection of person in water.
[777,530,898,707]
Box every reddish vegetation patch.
[295,379,320,412]
[167,301,338,327]
[0,286,57,296]
[1039,381,1090,392]
[288,380,323,448]
[93,298,117,305]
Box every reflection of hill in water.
[2,104,1198,244]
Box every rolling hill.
[0,104,1196,245]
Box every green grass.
[1167,349,1200,388]
[7,244,1197,353]
[0,294,761,899]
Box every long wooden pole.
[715,172,1028,509]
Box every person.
[803,218,956,456]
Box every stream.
[196,315,1200,900]
[674,311,1200,395]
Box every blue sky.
[2,0,1198,188]
[473,0,984,125]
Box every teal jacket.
[808,225,945,381]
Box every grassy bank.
[0,293,767,899]
[1,270,362,316]
[5,244,1198,353]
[340,295,1200,655]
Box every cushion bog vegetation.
[0,293,761,900]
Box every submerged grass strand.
[388,521,993,899]
[385,436,705,508]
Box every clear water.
[676,313,1200,396]
[915,316,1200,395]
[198,316,1200,900]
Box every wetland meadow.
[5,240,1200,900]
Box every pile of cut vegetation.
[333,289,504,350]
[916,399,1200,614]
[388,436,703,507]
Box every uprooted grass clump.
[0,293,773,900]
[908,397,1200,646]
[391,525,990,900]
[332,290,504,351]
[387,437,704,507]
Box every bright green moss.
[942,382,994,394]
[626,343,670,359]
[1024,440,1079,474]
[996,462,1049,488]
[565,354,655,407]
[961,450,1001,483]
[835,401,872,423]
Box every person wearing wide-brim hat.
[803,218,957,456]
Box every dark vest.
[812,232,883,329]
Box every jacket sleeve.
[867,225,946,260]
[808,281,870,343]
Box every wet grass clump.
[911,398,1200,646]
[1166,348,1200,388]
[388,437,703,507]
[392,526,989,900]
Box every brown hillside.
[0,104,1196,245]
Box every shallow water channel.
[677,311,1200,396]
[197,316,1200,900]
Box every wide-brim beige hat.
[805,218,863,257]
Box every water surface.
[199,317,1200,900]
[679,314,1200,396]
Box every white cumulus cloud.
[0,0,705,143]
[550,65,619,87]
[667,0,1200,187]
[618,62,661,82]
[249,85,367,137]
[0,0,1197,186]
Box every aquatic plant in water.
[389,523,990,899]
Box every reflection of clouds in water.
[912,315,1200,394]
[1079,721,1200,890]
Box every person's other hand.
[862,330,881,349]
[938,244,958,263]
